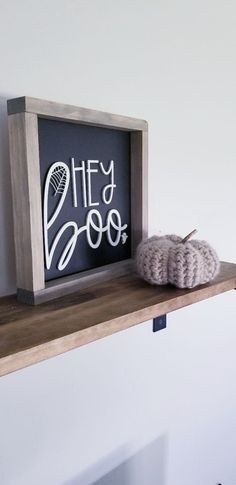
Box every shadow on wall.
[0,93,16,294]
[65,434,167,485]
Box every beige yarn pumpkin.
[136,233,220,289]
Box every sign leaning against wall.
[7,97,148,304]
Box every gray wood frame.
[7,97,148,304]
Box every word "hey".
[71,158,116,208]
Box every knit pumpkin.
[136,234,220,289]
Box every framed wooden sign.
[7,97,148,304]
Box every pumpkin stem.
[181,229,197,244]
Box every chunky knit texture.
[136,234,220,289]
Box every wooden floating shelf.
[0,261,236,377]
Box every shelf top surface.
[0,261,236,377]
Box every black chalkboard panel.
[38,118,131,282]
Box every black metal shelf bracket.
[153,315,167,332]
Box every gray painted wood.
[18,259,134,304]
[7,96,148,131]
[8,112,45,292]
[130,130,148,255]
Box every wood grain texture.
[8,113,45,292]
[0,262,235,377]
[19,259,134,305]
[7,97,148,131]
[130,130,148,255]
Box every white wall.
[0,1,236,484]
